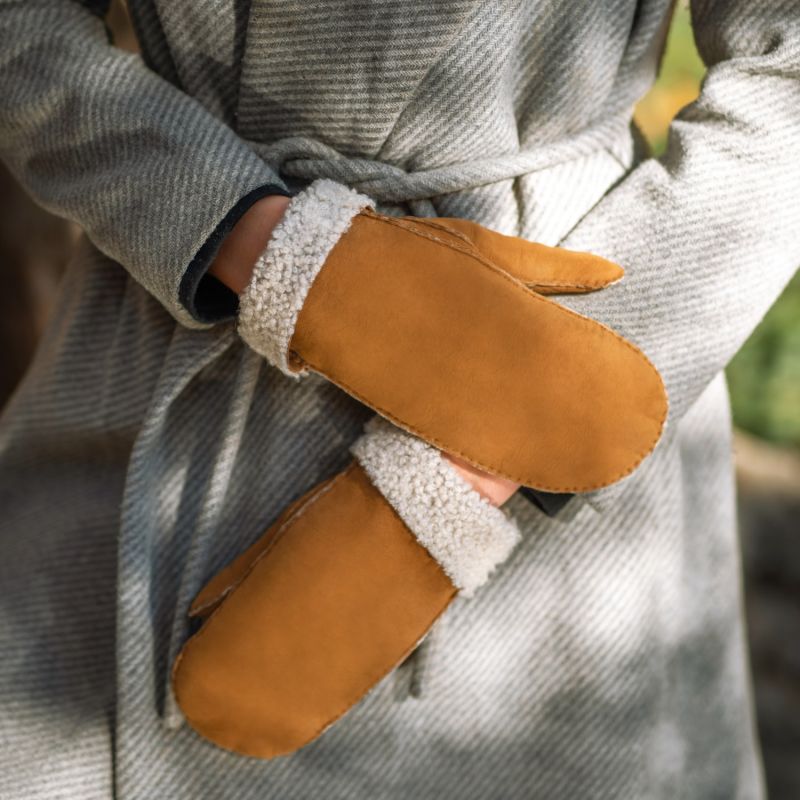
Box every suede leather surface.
[186,476,339,620]
[289,210,668,493]
[172,463,456,759]
[401,216,625,294]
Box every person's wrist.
[209,194,291,294]
[443,453,519,507]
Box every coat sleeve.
[556,0,800,507]
[0,0,290,328]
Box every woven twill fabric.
[1,0,798,797]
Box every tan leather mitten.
[172,418,520,759]
[237,178,667,494]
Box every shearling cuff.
[237,178,374,376]
[351,418,521,596]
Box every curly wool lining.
[351,418,521,595]
[237,178,374,376]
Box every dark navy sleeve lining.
[179,183,293,325]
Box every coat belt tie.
[245,116,630,216]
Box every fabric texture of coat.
[1,0,798,797]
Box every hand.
[211,193,521,507]
[173,419,521,759]
[231,180,663,494]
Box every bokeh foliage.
[634,2,800,447]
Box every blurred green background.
[636,2,800,449]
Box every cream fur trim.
[351,418,521,595]
[238,179,374,376]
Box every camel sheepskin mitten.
[237,178,667,495]
[172,418,520,758]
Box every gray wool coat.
[1,0,798,797]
